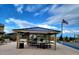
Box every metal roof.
[13,27,60,34]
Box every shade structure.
[13,27,60,50]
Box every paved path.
[0,42,79,55]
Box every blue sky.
[0,4,79,37]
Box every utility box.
[19,42,24,49]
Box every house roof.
[0,23,4,27]
[13,27,60,34]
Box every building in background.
[0,23,5,38]
[6,33,16,41]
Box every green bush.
[59,35,63,41]
[0,36,5,43]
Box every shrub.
[59,35,63,41]
[0,36,5,43]
[64,36,70,42]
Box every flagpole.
[61,19,68,41]
[61,19,63,41]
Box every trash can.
[19,42,24,48]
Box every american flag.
[62,19,68,24]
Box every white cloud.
[14,4,23,13]
[38,24,58,30]
[71,30,79,33]
[25,5,43,12]
[43,4,79,26]
[42,4,79,34]
[5,18,37,33]
[62,29,79,34]
[25,5,35,12]
[48,4,59,14]
[34,5,58,16]
[5,18,35,28]
[5,4,79,34]
[5,18,59,33]
[4,26,13,33]
[63,30,71,33]
[49,4,79,14]
[5,18,59,30]
[14,4,46,14]
[34,7,50,16]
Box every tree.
[59,35,63,41]
[69,37,73,41]
[65,36,70,42]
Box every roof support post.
[54,34,57,50]
[47,33,51,47]
[26,32,29,46]
[16,32,19,49]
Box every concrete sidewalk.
[0,42,79,55]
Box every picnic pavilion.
[13,27,60,50]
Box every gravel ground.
[0,42,79,55]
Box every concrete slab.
[0,42,79,55]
